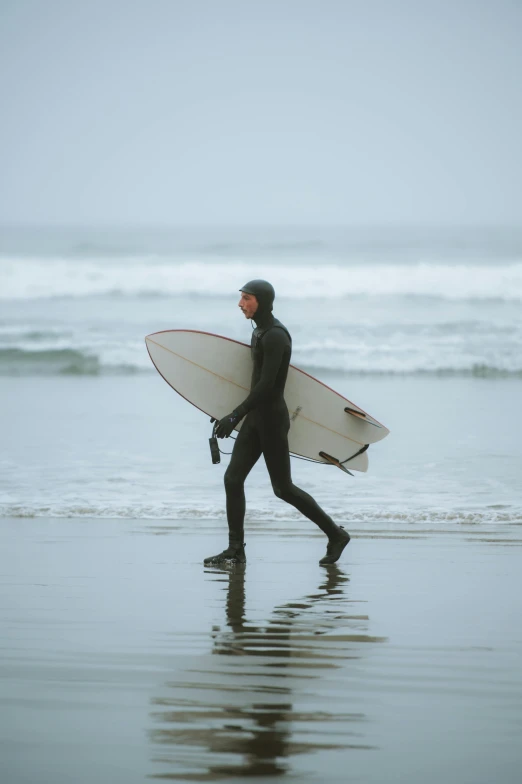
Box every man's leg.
[224,416,262,543]
[204,416,262,565]
[261,418,350,564]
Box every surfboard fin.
[319,451,354,475]
[344,406,382,427]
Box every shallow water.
[1,374,521,526]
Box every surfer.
[204,279,350,567]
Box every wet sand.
[1,518,522,783]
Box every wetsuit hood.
[239,279,275,325]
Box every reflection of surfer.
[148,566,384,780]
[205,279,350,567]
[209,564,291,776]
[207,564,352,777]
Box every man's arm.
[234,328,288,418]
[214,328,290,438]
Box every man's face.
[238,291,259,319]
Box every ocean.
[1,225,521,526]
[2,225,522,783]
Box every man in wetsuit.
[204,279,350,567]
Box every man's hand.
[215,411,240,438]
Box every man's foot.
[319,526,350,565]
[204,544,246,566]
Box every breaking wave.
[2,257,522,301]
[0,347,138,375]
[1,345,521,377]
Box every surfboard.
[145,329,390,473]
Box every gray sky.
[1,0,521,226]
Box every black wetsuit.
[225,311,338,544]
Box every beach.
[2,517,521,783]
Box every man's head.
[238,279,275,320]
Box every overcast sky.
[1,0,521,226]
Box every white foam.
[2,256,522,301]
[1,502,520,525]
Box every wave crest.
[1,345,522,377]
[2,258,522,301]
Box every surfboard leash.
[342,443,370,463]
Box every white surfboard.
[145,330,390,473]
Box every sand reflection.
[149,565,386,779]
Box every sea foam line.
[2,503,521,525]
[1,258,522,300]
